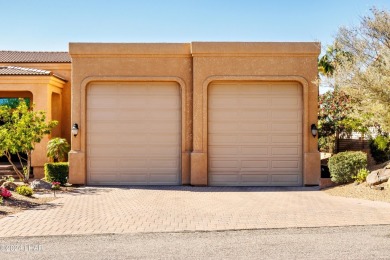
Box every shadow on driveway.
[64,185,320,196]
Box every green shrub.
[353,168,370,184]
[44,162,69,185]
[16,186,34,196]
[328,151,367,184]
[369,135,390,163]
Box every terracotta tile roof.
[0,66,51,75]
[0,51,71,63]
[0,66,67,82]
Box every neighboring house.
[0,51,71,177]
[0,42,321,187]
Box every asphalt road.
[0,225,389,259]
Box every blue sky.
[1,0,389,54]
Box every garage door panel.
[88,121,146,133]
[148,122,180,132]
[271,174,299,183]
[270,84,300,95]
[240,110,269,120]
[271,123,302,132]
[208,82,302,186]
[210,174,241,183]
[271,135,301,144]
[88,159,118,169]
[239,123,269,132]
[88,110,118,120]
[271,160,300,169]
[209,134,269,145]
[209,110,239,120]
[149,174,178,184]
[209,160,239,169]
[208,134,238,144]
[241,174,269,183]
[148,96,180,107]
[89,145,148,156]
[209,146,239,156]
[116,159,148,168]
[87,82,181,185]
[241,147,268,155]
[271,110,301,120]
[88,97,118,108]
[148,110,180,120]
[209,97,239,108]
[271,147,300,156]
[271,97,301,107]
[149,159,179,168]
[118,175,148,183]
[241,160,269,169]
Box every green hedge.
[44,162,69,185]
[328,151,367,184]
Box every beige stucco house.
[0,42,321,186]
[0,51,71,177]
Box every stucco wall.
[68,42,320,186]
[190,42,321,185]
[68,43,193,184]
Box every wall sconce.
[311,124,318,137]
[71,123,79,137]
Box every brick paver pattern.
[1,186,390,237]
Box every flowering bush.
[0,187,12,198]
[51,182,61,190]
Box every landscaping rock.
[1,181,18,191]
[366,169,390,186]
[30,179,52,190]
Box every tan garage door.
[208,82,302,186]
[87,82,181,185]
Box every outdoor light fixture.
[72,123,79,137]
[311,124,318,137]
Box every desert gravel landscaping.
[0,191,56,219]
[323,182,390,203]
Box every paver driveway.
[0,186,390,237]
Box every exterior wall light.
[311,124,318,137]
[72,123,79,137]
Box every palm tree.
[46,138,70,162]
[318,46,336,76]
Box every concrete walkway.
[1,186,390,237]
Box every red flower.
[0,187,12,198]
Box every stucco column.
[190,59,208,186]
[68,68,86,185]
[303,71,321,185]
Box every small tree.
[333,7,390,132]
[47,138,70,162]
[0,99,57,183]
